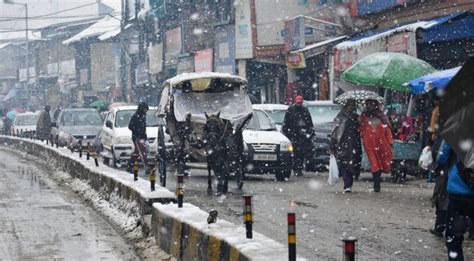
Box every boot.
[373,172,381,192]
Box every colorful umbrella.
[340,52,436,92]
[334,90,384,106]
[6,110,17,120]
[407,66,461,95]
[89,100,108,110]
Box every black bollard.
[243,195,253,239]
[288,213,296,261]
[50,135,54,147]
[86,142,90,160]
[93,152,99,167]
[342,238,357,261]
[133,156,139,181]
[78,140,83,158]
[55,135,59,148]
[149,163,156,191]
[177,174,184,207]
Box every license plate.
[253,154,277,161]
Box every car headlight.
[115,136,133,145]
[280,141,293,152]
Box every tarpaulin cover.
[408,66,461,95]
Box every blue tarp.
[419,12,474,43]
[407,66,461,95]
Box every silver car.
[52,108,103,148]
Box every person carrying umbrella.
[359,99,393,192]
[36,105,52,140]
[282,95,314,176]
[329,99,361,193]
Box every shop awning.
[291,35,347,58]
[63,14,121,45]
[417,11,474,43]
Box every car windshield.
[307,105,341,124]
[246,110,277,131]
[115,110,162,128]
[15,115,39,126]
[62,110,103,126]
[265,110,286,125]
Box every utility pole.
[120,0,128,102]
[4,1,29,108]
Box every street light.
[4,0,29,107]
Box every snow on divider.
[155,203,306,261]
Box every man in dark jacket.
[128,102,149,169]
[329,99,361,193]
[282,95,314,176]
[36,105,52,140]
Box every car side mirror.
[106,120,113,129]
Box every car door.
[101,111,114,151]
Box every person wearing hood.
[36,105,52,140]
[282,95,314,176]
[359,99,393,192]
[128,102,149,170]
[329,99,362,193]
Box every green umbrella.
[340,52,436,92]
[89,100,108,110]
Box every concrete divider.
[0,136,303,261]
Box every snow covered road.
[0,149,139,260]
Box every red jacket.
[360,114,394,173]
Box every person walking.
[329,99,361,193]
[359,99,393,192]
[128,102,149,171]
[282,95,314,176]
[442,143,474,260]
[36,105,52,141]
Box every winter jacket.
[128,111,147,142]
[282,104,314,145]
[359,112,393,173]
[36,110,52,140]
[447,164,474,196]
[431,141,453,210]
[330,110,361,171]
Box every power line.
[0,2,100,22]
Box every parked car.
[11,112,40,136]
[52,108,103,148]
[305,101,341,171]
[252,104,288,131]
[243,108,293,181]
[99,105,171,166]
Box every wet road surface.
[0,150,138,260]
[156,167,474,260]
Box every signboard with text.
[214,25,236,74]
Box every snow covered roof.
[0,30,42,42]
[63,14,121,45]
[335,21,437,50]
[166,72,247,86]
[0,42,11,50]
[291,35,348,54]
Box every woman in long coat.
[330,99,361,193]
[359,99,393,192]
[36,105,52,140]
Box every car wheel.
[275,169,291,181]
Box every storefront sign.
[235,0,253,59]
[284,17,305,52]
[194,48,213,73]
[214,25,236,74]
[165,27,182,64]
[148,42,163,75]
[135,62,148,85]
[177,56,194,75]
[357,0,411,16]
[286,53,306,69]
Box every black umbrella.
[334,90,384,106]
[439,57,474,168]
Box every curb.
[0,136,303,261]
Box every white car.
[252,104,288,131]
[243,108,293,181]
[11,112,40,136]
[99,105,171,166]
